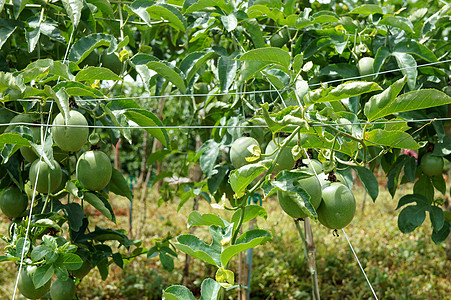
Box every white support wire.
[1,117,450,131]
[342,228,379,300]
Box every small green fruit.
[0,187,28,218]
[18,266,51,299]
[317,182,356,229]
[265,137,296,173]
[420,152,444,177]
[230,137,261,169]
[29,159,62,194]
[50,278,76,300]
[357,57,375,81]
[52,110,89,152]
[76,151,112,191]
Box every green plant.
[357,57,375,80]
[277,171,322,219]
[50,278,76,300]
[18,266,51,299]
[419,152,444,176]
[0,186,28,218]
[52,110,89,152]
[230,136,261,169]
[76,150,112,191]
[100,51,122,75]
[265,137,296,173]
[29,159,62,194]
[317,182,356,230]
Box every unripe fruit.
[100,51,122,75]
[277,172,322,219]
[230,137,261,169]
[420,152,444,177]
[0,187,28,218]
[50,278,76,300]
[357,57,375,81]
[269,28,289,48]
[265,137,296,173]
[29,159,62,194]
[76,150,112,191]
[18,266,51,299]
[317,182,356,229]
[52,110,89,152]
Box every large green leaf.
[129,0,156,25]
[199,278,222,300]
[184,0,233,14]
[364,76,407,121]
[179,50,217,85]
[123,108,170,148]
[68,33,118,63]
[365,129,419,149]
[109,168,133,201]
[62,0,83,28]
[394,41,437,62]
[0,72,25,92]
[379,15,414,35]
[365,89,451,121]
[146,61,186,92]
[86,0,114,16]
[353,166,378,202]
[53,81,104,98]
[33,264,54,289]
[304,81,382,106]
[220,229,272,267]
[187,211,228,228]
[83,192,116,223]
[350,4,383,15]
[239,47,291,70]
[0,133,31,149]
[398,202,428,233]
[75,67,121,81]
[163,285,196,300]
[229,162,268,198]
[231,205,267,231]
[392,52,417,90]
[147,4,186,32]
[175,234,221,267]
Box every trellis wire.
[10,58,451,104]
[342,228,379,300]
[1,117,451,131]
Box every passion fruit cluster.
[228,135,356,231]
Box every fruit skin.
[357,57,375,81]
[18,266,51,299]
[79,49,100,68]
[277,171,322,219]
[29,159,62,194]
[230,137,261,169]
[100,51,122,75]
[265,137,296,173]
[5,113,41,162]
[70,258,92,278]
[301,159,322,174]
[317,182,356,229]
[76,150,112,191]
[420,152,444,176]
[0,186,28,218]
[270,28,289,48]
[50,278,76,300]
[52,110,89,152]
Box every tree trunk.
[304,219,320,300]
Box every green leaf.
[374,46,391,73]
[353,166,378,202]
[304,81,382,106]
[364,76,407,121]
[350,4,383,15]
[184,0,232,14]
[109,168,133,201]
[83,192,116,222]
[163,285,196,300]
[15,238,30,257]
[54,81,104,98]
[25,27,41,53]
[239,47,291,70]
[0,71,25,92]
[75,67,121,81]
[392,52,417,90]
[13,0,27,19]
[365,129,419,149]
[62,0,83,28]
[242,19,266,49]
[431,174,446,195]
[187,211,228,228]
[124,108,170,148]
[199,140,220,177]
[160,252,174,271]
[380,15,414,35]
[217,53,238,92]
[220,229,272,267]
[413,174,434,203]
[431,221,450,245]
[64,203,84,232]
[396,194,429,210]
[398,203,428,233]
[45,85,70,124]
[221,13,237,32]
[33,264,54,289]
[62,253,83,270]
[86,0,114,16]
[68,33,118,63]
[229,162,268,198]
[180,50,217,85]
[31,245,51,262]
[231,205,267,232]
[147,61,186,92]
[368,89,451,121]
[175,234,221,267]
[147,4,186,32]
[215,268,234,287]
[199,278,222,300]
[129,0,156,26]
[404,156,417,183]
[394,41,437,63]
[0,133,31,149]
[388,155,409,197]
[428,206,445,232]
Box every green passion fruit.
[230,137,261,169]
[317,182,356,229]
[277,171,322,219]
[50,278,76,300]
[265,137,296,173]
[420,152,444,177]
[100,51,122,75]
[29,159,62,194]
[357,57,375,81]
[269,28,290,48]
[76,150,112,191]
[0,186,28,218]
[18,266,51,299]
[52,110,89,152]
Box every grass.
[1,181,451,299]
